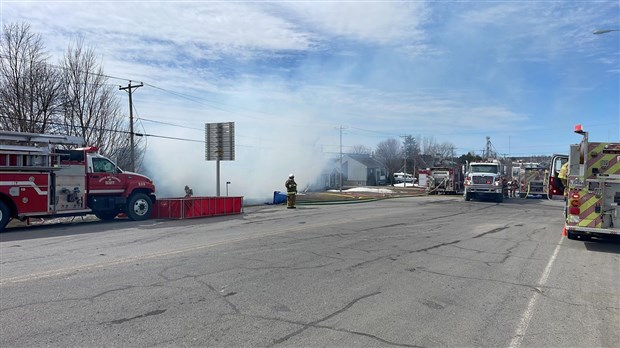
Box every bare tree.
[59,39,143,171]
[349,144,371,155]
[417,135,455,166]
[0,22,62,132]
[375,138,402,184]
[436,142,456,162]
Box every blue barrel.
[273,191,287,204]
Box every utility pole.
[508,136,511,158]
[400,135,407,186]
[339,126,344,193]
[119,81,143,172]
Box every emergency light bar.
[574,124,585,134]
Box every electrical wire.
[0,115,268,149]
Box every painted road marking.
[508,237,562,348]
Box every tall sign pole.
[206,122,235,196]
[216,157,221,196]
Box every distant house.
[312,154,387,190]
[314,159,342,190]
[341,154,387,186]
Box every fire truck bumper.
[467,187,502,194]
[566,225,620,236]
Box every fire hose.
[426,177,449,195]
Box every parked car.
[393,172,414,184]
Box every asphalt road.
[1,196,619,347]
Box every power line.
[0,115,267,149]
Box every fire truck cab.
[0,131,156,232]
[564,125,620,240]
[463,160,504,203]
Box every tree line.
[349,135,473,179]
[0,22,143,171]
[351,135,552,182]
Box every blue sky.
[2,0,619,197]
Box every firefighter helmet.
[289,173,294,178]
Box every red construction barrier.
[152,196,243,219]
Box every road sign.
[205,122,235,161]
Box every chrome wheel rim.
[133,198,149,216]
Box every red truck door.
[549,154,568,197]
[88,156,127,196]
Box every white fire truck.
[564,125,620,240]
[0,131,156,232]
[463,160,504,203]
[426,166,464,195]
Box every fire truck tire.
[127,193,153,221]
[94,211,118,221]
[566,230,578,240]
[0,201,9,232]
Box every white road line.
[508,238,563,348]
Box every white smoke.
[141,123,328,204]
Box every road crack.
[104,309,167,325]
[268,291,384,347]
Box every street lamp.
[226,181,231,196]
[593,29,620,35]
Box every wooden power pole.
[119,81,143,172]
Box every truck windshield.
[470,165,498,173]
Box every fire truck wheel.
[95,211,118,221]
[0,201,9,232]
[127,193,153,221]
[566,230,578,240]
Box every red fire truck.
[0,131,156,232]
[426,165,464,195]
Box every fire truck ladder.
[0,131,84,171]
[0,131,84,146]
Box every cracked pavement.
[1,195,619,347]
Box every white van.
[393,172,414,183]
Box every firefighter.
[558,162,568,196]
[510,179,518,198]
[285,174,297,209]
[184,185,193,198]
